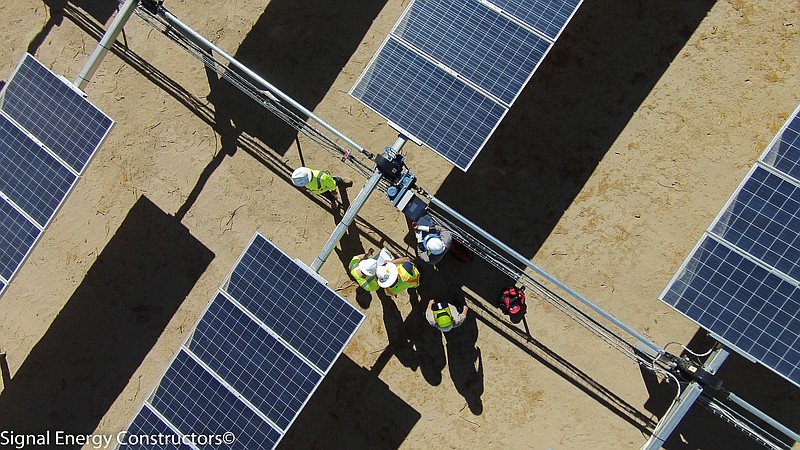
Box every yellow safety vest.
[349,257,379,291]
[385,262,420,296]
[305,169,337,194]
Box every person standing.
[349,248,379,292]
[376,257,420,297]
[414,222,453,265]
[425,299,468,332]
[291,166,352,196]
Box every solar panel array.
[120,233,364,450]
[0,53,114,296]
[661,104,800,387]
[351,0,582,171]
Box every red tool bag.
[498,286,526,316]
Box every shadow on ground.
[279,355,420,450]
[432,0,716,300]
[643,329,800,450]
[28,0,117,54]
[0,196,213,437]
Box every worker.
[425,299,468,332]
[414,222,453,265]
[349,248,379,292]
[291,166,352,196]
[376,256,420,297]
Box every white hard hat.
[291,167,312,186]
[424,235,446,255]
[358,258,378,277]
[376,263,399,288]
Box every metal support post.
[641,347,730,450]
[310,136,406,272]
[426,195,663,354]
[75,0,138,89]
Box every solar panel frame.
[0,197,42,282]
[660,103,800,388]
[350,0,584,171]
[0,53,114,175]
[0,113,78,228]
[222,233,365,373]
[487,0,583,39]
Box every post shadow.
[28,0,118,54]
[0,195,213,437]
[278,355,420,450]
[213,0,390,156]
[432,0,715,299]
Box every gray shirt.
[418,225,453,265]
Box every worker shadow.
[375,289,419,372]
[406,289,447,386]
[444,294,484,415]
[279,355,420,450]
[657,330,800,450]
[432,0,716,275]
[28,0,117,55]
[0,195,213,436]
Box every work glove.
[415,231,423,243]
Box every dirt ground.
[0,0,799,449]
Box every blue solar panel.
[0,114,76,227]
[1,53,114,174]
[119,404,193,450]
[351,0,583,171]
[662,104,800,388]
[188,293,322,430]
[352,37,507,171]
[662,236,800,386]
[711,166,800,281]
[224,234,365,373]
[151,349,282,450]
[763,110,800,182]
[394,0,550,104]
[488,0,582,39]
[0,199,41,281]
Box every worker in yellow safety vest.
[291,166,352,195]
[349,248,379,292]
[376,257,420,296]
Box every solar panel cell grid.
[352,37,507,171]
[188,293,322,430]
[0,114,76,227]
[710,166,800,282]
[0,199,41,281]
[488,0,582,39]
[119,405,193,450]
[151,349,282,450]
[763,112,800,183]
[224,234,364,373]
[663,236,800,386]
[395,0,550,104]
[1,54,114,174]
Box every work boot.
[340,177,353,188]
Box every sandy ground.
[0,0,799,449]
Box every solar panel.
[119,404,193,450]
[187,293,322,430]
[0,53,114,174]
[0,198,41,281]
[351,0,583,171]
[224,234,364,373]
[661,104,800,388]
[0,114,77,227]
[123,233,364,449]
[151,349,283,450]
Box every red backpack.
[498,286,526,316]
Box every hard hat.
[291,167,312,186]
[432,302,454,331]
[424,234,446,255]
[376,263,399,288]
[358,258,378,277]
